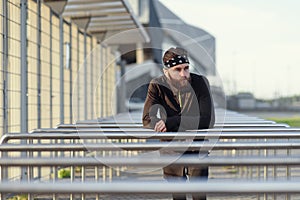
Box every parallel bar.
[4,132,300,144]
[56,123,289,129]
[76,120,277,125]
[0,156,300,166]
[2,142,300,151]
[30,127,300,133]
[63,8,128,18]
[0,181,300,194]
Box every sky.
[159,0,300,99]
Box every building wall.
[0,0,117,136]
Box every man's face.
[166,63,190,89]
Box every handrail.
[30,127,299,133]
[56,123,289,128]
[1,141,300,151]
[0,156,300,166]
[0,181,300,193]
[2,131,300,144]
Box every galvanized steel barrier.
[0,109,300,200]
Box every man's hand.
[154,120,167,132]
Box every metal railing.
[1,181,300,194]
[0,109,299,200]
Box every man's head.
[162,47,191,89]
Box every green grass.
[266,117,300,127]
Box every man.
[142,47,215,200]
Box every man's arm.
[142,81,163,129]
[199,75,215,128]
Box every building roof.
[43,0,150,44]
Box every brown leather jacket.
[142,73,215,132]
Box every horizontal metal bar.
[68,0,121,4]
[0,156,300,166]
[65,2,123,12]
[95,119,275,122]
[63,9,128,18]
[2,131,300,144]
[0,181,300,194]
[56,123,289,129]
[91,15,131,22]
[76,120,276,124]
[1,142,300,151]
[89,20,134,27]
[30,127,300,133]
[88,25,136,32]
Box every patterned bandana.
[163,55,189,68]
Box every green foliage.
[58,168,71,179]
[267,117,300,127]
[8,194,28,200]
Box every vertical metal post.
[49,13,53,128]
[2,0,8,136]
[77,31,80,120]
[69,23,74,200]
[273,139,277,200]
[263,139,268,200]
[20,0,28,182]
[82,33,87,200]
[257,138,261,199]
[105,48,109,116]
[49,11,55,200]
[100,47,103,117]
[286,138,291,200]
[1,1,9,199]
[95,165,99,200]
[59,16,65,184]
[84,33,87,120]
[59,15,64,124]
[69,24,73,123]
[117,60,126,113]
[37,0,41,130]
[36,0,42,180]
[90,37,94,119]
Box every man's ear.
[163,69,168,76]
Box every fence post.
[20,0,28,182]
[59,15,64,124]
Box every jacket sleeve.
[142,81,161,129]
[142,80,181,131]
[200,76,215,129]
[179,76,215,130]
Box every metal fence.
[1,109,300,199]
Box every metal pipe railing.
[31,127,299,133]
[3,130,300,144]
[56,123,289,129]
[0,156,300,166]
[0,181,300,194]
[1,141,300,151]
